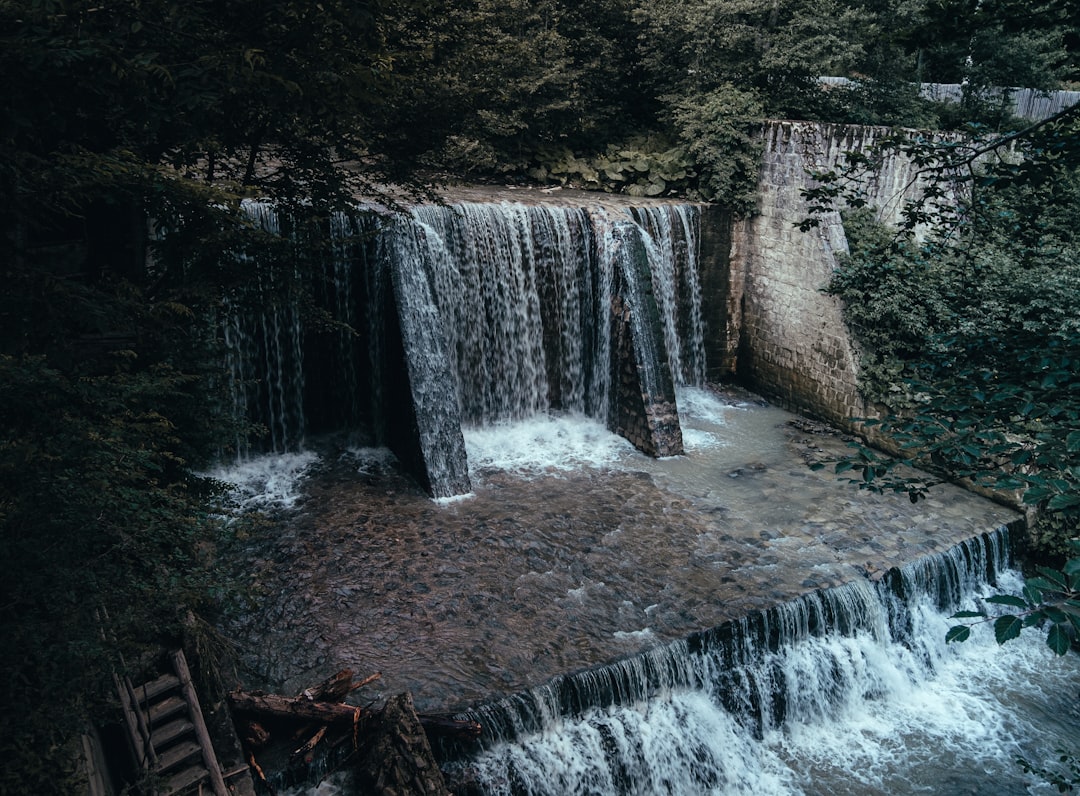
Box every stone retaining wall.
[728,120,932,427]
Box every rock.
[356,692,450,796]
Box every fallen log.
[229,690,482,741]
[300,669,356,703]
[415,714,482,741]
[229,691,363,725]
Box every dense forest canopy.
[1,0,1078,791]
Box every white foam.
[455,568,1080,795]
[613,628,656,643]
[676,385,736,426]
[463,413,635,475]
[203,450,319,513]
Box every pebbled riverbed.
[219,386,1019,713]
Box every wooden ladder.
[116,650,229,796]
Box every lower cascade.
[427,527,1080,795]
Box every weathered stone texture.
[731,120,931,427]
[696,204,739,381]
[609,293,684,458]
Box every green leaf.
[950,610,984,619]
[1036,567,1067,590]
[946,625,971,644]
[984,594,1029,609]
[1023,583,1046,605]
[1047,494,1080,511]
[1065,430,1080,453]
[1046,624,1072,655]
[1042,606,1070,624]
[994,614,1023,645]
[1027,576,1058,594]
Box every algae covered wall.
[725,120,932,427]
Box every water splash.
[441,529,1080,795]
[204,450,319,512]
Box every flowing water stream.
[219,389,1079,796]
[212,198,1079,794]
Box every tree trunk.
[229,691,364,725]
[228,690,482,740]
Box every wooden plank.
[151,718,195,749]
[134,673,181,704]
[162,764,210,795]
[155,739,201,773]
[117,675,159,768]
[81,729,115,796]
[171,650,229,796]
[148,695,188,725]
[114,675,148,768]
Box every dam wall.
[727,120,935,426]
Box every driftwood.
[229,690,482,741]
[231,669,482,794]
[229,691,364,725]
[291,726,328,761]
[300,669,364,703]
[414,713,482,741]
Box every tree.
[0,1,414,791]
[804,104,1080,555]
[906,0,1076,127]
[375,0,647,174]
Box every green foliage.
[524,89,764,211]
[945,542,1080,791]
[805,107,1080,551]
[910,0,1075,128]
[669,85,765,212]
[377,0,648,174]
[635,0,874,120]
[0,354,237,794]
[946,542,1080,656]
[529,136,697,198]
[0,0,414,791]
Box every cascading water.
[220,201,306,457]
[438,527,1080,795]
[376,215,471,498]
[411,203,592,424]
[630,206,706,387]
[217,200,703,495]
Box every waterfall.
[376,215,472,498]
[630,206,706,387]
[220,201,306,457]
[408,202,653,427]
[218,200,705,494]
[438,526,1080,795]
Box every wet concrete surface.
[221,391,1020,714]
